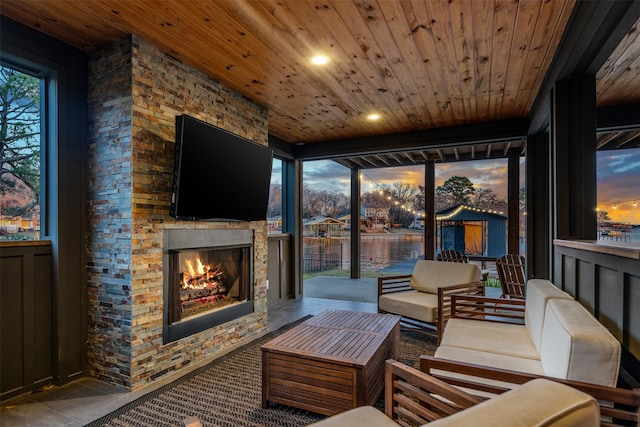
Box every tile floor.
[0,296,377,426]
[1,276,499,426]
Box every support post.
[507,149,521,254]
[424,161,436,260]
[526,133,551,279]
[350,168,361,279]
[552,76,597,241]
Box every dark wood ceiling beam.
[333,158,356,169]
[293,119,528,160]
[596,132,620,150]
[361,156,379,167]
[342,144,525,170]
[403,152,417,164]
[268,134,296,159]
[597,102,640,132]
[374,155,390,166]
[528,1,640,134]
[615,131,640,149]
[503,142,512,156]
[389,153,403,165]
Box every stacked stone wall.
[87,35,269,390]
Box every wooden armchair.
[378,260,484,344]
[309,359,624,426]
[496,254,526,299]
[420,355,640,426]
[437,250,468,263]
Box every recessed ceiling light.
[367,113,381,121]
[310,55,329,65]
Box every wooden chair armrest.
[384,359,484,424]
[450,294,525,324]
[378,274,412,296]
[419,355,640,426]
[436,282,485,344]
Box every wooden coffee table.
[261,309,401,416]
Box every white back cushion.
[540,299,621,387]
[425,378,599,427]
[525,279,573,352]
[410,260,480,294]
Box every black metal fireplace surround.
[163,229,254,344]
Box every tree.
[436,176,475,207]
[597,210,611,222]
[472,188,505,211]
[267,183,282,218]
[375,182,422,226]
[361,189,391,209]
[0,66,41,217]
[302,185,349,219]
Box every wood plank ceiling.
[1,0,639,168]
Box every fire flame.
[181,256,223,289]
[184,257,207,279]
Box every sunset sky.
[276,147,640,225]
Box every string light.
[435,204,506,221]
[359,171,507,222]
[359,171,424,218]
[603,199,639,210]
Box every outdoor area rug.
[86,316,437,427]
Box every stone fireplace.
[163,229,254,343]
[86,35,269,390]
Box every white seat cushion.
[540,299,621,387]
[440,318,539,360]
[410,260,480,293]
[426,379,600,427]
[379,290,438,323]
[433,345,544,390]
[306,406,397,427]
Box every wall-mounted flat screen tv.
[170,115,273,221]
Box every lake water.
[340,233,425,272]
[327,227,640,272]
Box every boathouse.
[436,204,507,258]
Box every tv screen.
[170,115,273,221]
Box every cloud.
[597,150,640,223]
[296,150,639,223]
[303,160,351,193]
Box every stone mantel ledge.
[554,239,640,260]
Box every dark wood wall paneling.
[0,243,53,400]
[554,243,640,385]
[0,17,88,392]
[267,234,293,304]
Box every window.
[0,65,42,240]
[267,157,283,234]
[596,148,640,242]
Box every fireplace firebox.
[163,229,254,343]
